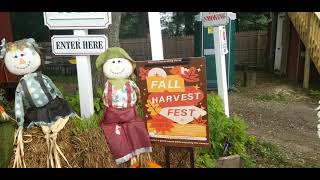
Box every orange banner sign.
[136,57,210,147]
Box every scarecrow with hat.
[96,47,160,168]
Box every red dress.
[100,81,152,165]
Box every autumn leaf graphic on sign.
[139,67,149,80]
[148,114,174,133]
[169,66,182,75]
[192,116,207,126]
[181,67,199,82]
[146,100,162,116]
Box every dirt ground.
[229,71,320,167]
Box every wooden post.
[303,49,310,89]
[256,31,260,66]
[188,147,195,168]
[303,13,312,89]
[280,13,291,77]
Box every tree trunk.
[91,12,122,95]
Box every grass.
[256,90,290,102]
[71,112,103,134]
[247,139,318,168]
[50,75,78,84]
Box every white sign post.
[44,12,111,118]
[202,12,230,117]
[148,12,164,60]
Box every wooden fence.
[235,31,268,68]
[39,31,268,75]
[120,36,195,60]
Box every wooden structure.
[287,12,320,88]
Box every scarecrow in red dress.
[96,47,160,168]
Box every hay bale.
[9,122,118,168]
[8,122,191,168]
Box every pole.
[213,26,230,117]
[73,29,95,118]
[201,12,204,57]
[148,12,164,60]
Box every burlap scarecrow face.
[96,47,135,79]
[2,38,41,76]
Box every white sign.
[213,26,230,117]
[219,26,228,54]
[44,12,112,30]
[202,12,228,27]
[51,35,107,55]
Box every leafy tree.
[120,12,149,38]
[10,12,73,42]
[236,12,271,31]
[161,12,198,37]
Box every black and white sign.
[202,12,229,27]
[51,35,108,55]
[44,12,112,30]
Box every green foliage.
[136,101,144,118]
[309,89,320,98]
[64,88,104,115]
[246,139,311,167]
[65,91,81,115]
[237,12,271,31]
[196,94,255,168]
[0,90,14,117]
[195,149,215,168]
[50,75,77,84]
[161,12,199,37]
[120,12,149,38]
[71,112,103,134]
[94,88,104,113]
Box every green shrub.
[64,88,104,115]
[196,94,255,168]
[309,89,320,98]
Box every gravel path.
[229,71,320,166]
